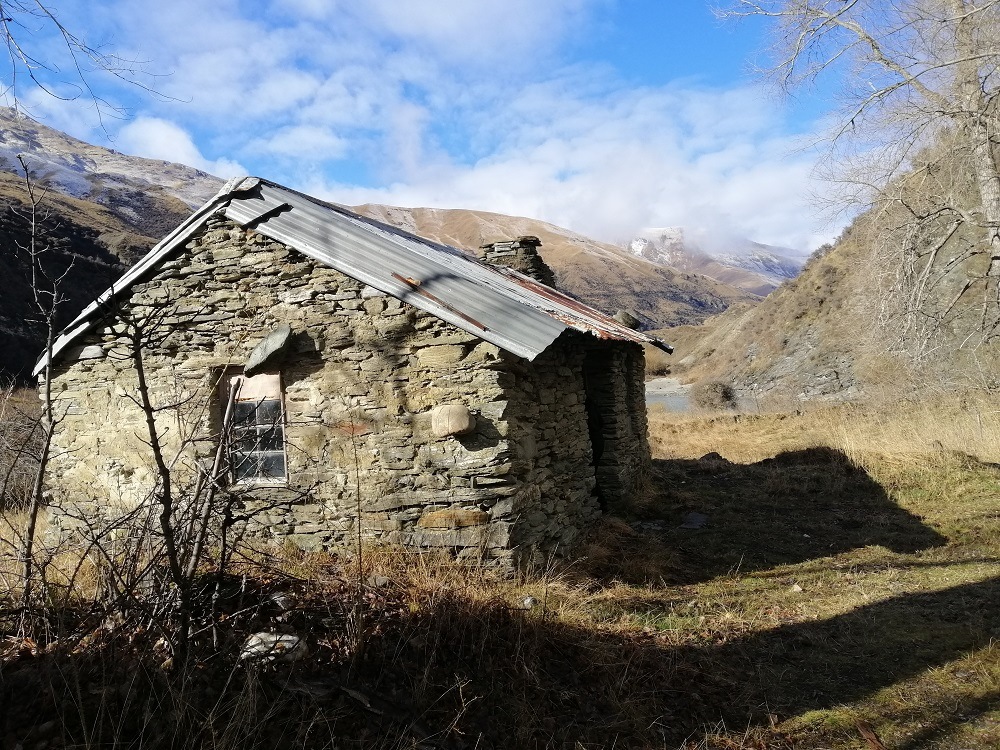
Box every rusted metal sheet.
[390,273,489,331]
[35,177,671,375]
[227,181,669,360]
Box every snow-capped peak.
[622,226,807,295]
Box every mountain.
[660,232,872,400]
[664,213,1000,401]
[0,109,223,380]
[0,108,755,380]
[625,227,807,296]
[0,108,223,261]
[353,205,756,331]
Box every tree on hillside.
[721,1,1000,353]
[0,3,158,616]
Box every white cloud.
[31,0,837,250]
[11,90,108,141]
[267,0,339,20]
[116,116,246,177]
[246,124,347,159]
[307,83,834,250]
[361,0,598,65]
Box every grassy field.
[3,394,1000,748]
[635,396,1000,749]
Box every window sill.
[229,477,289,490]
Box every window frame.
[224,371,288,485]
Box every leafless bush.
[0,385,42,512]
[691,380,737,410]
[644,345,672,378]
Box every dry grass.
[0,385,41,511]
[650,389,1000,465]
[3,393,1000,748]
[640,393,1000,748]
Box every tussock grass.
[4,393,1000,748]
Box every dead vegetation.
[3,390,1000,748]
[644,343,673,378]
[690,380,737,411]
[0,386,40,512]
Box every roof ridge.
[34,177,670,376]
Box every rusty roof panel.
[227,181,665,361]
[35,177,670,375]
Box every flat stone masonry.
[44,213,650,569]
[477,236,557,288]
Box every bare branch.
[721,0,1000,349]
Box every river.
[644,377,692,412]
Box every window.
[226,372,287,482]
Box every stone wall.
[495,334,602,565]
[44,212,647,568]
[582,342,650,513]
[477,236,556,287]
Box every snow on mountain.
[0,108,222,214]
[623,227,807,296]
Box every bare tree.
[721,1,1000,348]
[13,154,70,609]
[0,2,163,608]
[0,0,158,121]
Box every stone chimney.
[477,236,557,288]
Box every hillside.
[0,173,126,379]
[0,108,222,243]
[0,110,223,380]
[666,215,1000,400]
[0,110,224,380]
[354,204,757,329]
[661,222,885,399]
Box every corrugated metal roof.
[34,177,671,375]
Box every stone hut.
[37,177,671,568]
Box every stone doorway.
[583,349,614,510]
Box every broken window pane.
[227,372,287,483]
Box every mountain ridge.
[624,227,806,296]
[0,108,757,379]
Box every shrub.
[0,386,41,511]
[691,380,737,410]
[644,346,672,378]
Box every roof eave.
[31,180,263,377]
[33,176,672,376]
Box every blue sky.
[8,0,839,250]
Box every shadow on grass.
[316,574,1000,747]
[624,447,949,585]
[3,574,999,748]
[895,684,1000,750]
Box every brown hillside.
[354,204,756,329]
[664,226,886,399]
[0,172,137,379]
[665,218,1000,400]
